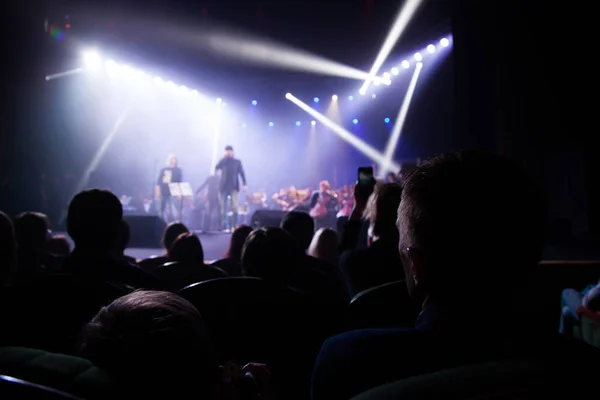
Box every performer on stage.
[309,180,338,229]
[196,169,221,231]
[215,145,247,230]
[155,154,182,222]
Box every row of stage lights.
[80,36,450,128]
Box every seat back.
[351,359,585,400]
[348,280,418,329]
[179,277,316,399]
[0,347,113,399]
[137,255,168,272]
[210,258,242,276]
[0,375,81,399]
[155,261,227,290]
[179,277,308,360]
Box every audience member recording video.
[0,150,598,400]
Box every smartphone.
[358,166,374,186]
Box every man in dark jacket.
[215,145,247,229]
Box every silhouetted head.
[116,220,130,255]
[169,233,205,264]
[13,211,50,252]
[162,222,189,252]
[0,211,16,286]
[226,225,253,262]
[79,290,216,397]
[364,183,403,241]
[281,211,315,251]
[241,227,301,285]
[398,150,543,306]
[67,189,123,251]
[308,228,339,265]
[225,145,234,158]
[45,235,71,256]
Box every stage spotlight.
[135,70,145,77]
[153,77,163,84]
[372,94,376,99]
[374,80,381,86]
[384,79,392,86]
[384,117,390,123]
[285,93,292,99]
[313,97,320,103]
[105,59,117,69]
[120,65,132,75]
[268,122,274,127]
[82,50,101,70]
[414,52,423,61]
[311,120,316,126]
[427,44,436,53]
[352,119,358,124]
[359,88,367,96]
[391,67,399,75]
[179,85,188,93]
[348,95,354,100]
[216,98,222,104]
[383,72,391,80]
[417,62,423,68]
[252,100,258,105]
[332,94,338,101]
[191,89,199,96]
[166,81,176,88]
[296,121,301,126]
[440,38,449,47]
[401,60,410,69]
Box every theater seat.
[154,261,228,290]
[348,280,418,329]
[0,375,81,399]
[179,277,316,400]
[350,359,587,399]
[0,347,113,399]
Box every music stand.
[168,182,194,221]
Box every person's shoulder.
[321,327,419,356]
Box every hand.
[242,185,247,192]
[354,179,375,208]
[243,363,273,399]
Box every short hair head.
[167,154,178,167]
[67,189,123,250]
[281,211,315,251]
[398,150,543,299]
[79,290,216,396]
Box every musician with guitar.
[309,180,338,229]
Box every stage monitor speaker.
[123,215,167,248]
[250,210,287,229]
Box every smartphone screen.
[358,167,374,185]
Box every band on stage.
[155,146,355,231]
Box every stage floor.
[55,231,231,262]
